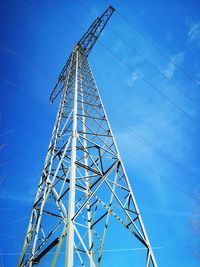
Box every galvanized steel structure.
[17,6,157,267]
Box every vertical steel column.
[80,55,94,265]
[65,48,79,267]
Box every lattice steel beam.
[17,5,157,267]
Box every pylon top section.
[77,5,114,57]
[50,5,115,104]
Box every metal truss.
[17,5,157,267]
[50,6,115,104]
[17,46,157,267]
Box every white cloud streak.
[188,22,200,45]
[127,71,140,87]
[163,52,185,79]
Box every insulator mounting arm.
[77,5,115,57]
[50,5,115,104]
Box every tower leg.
[65,49,79,267]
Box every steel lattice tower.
[17,6,157,267]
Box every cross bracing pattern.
[17,6,157,267]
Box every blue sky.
[0,0,200,266]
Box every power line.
[0,77,44,102]
[118,146,192,199]
[104,0,200,89]
[99,41,200,126]
[77,0,200,109]
[0,246,163,256]
[1,76,194,200]
[6,0,199,186]
[0,44,53,81]
[46,1,200,127]
[111,116,200,183]
[4,31,196,130]
[18,0,200,182]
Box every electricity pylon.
[18,5,157,267]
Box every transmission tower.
[18,6,157,267]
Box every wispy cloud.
[187,22,200,46]
[127,71,140,87]
[163,52,185,79]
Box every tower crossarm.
[77,5,115,57]
[50,5,115,104]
